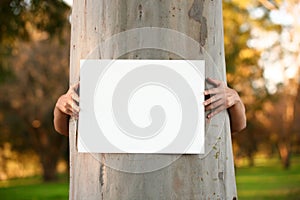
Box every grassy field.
[236,156,300,200]
[0,175,68,200]
[0,156,299,200]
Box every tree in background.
[0,0,299,182]
[224,0,300,168]
[247,0,300,168]
[0,0,69,81]
[223,0,271,166]
[0,0,70,181]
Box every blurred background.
[0,0,299,199]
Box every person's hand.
[203,78,240,119]
[55,83,80,119]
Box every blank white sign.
[78,59,205,154]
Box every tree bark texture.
[69,0,237,199]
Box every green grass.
[0,182,68,200]
[0,175,68,200]
[236,156,300,200]
[0,157,299,200]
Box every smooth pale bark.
[69,0,237,199]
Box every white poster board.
[78,59,205,154]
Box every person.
[53,83,79,136]
[204,77,246,134]
[53,78,246,136]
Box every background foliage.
[0,0,70,181]
[0,0,299,193]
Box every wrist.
[233,96,245,113]
[232,89,242,106]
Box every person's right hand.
[55,83,80,118]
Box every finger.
[204,87,222,95]
[71,92,80,103]
[205,116,211,124]
[63,107,74,116]
[71,99,80,113]
[207,105,226,118]
[205,99,225,111]
[64,104,79,116]
[69,83,80,103]
[65,91,79,104]
[204,93,223,106]
[206,77,222,86]
[72,103,80,113]
[65,99,80,113]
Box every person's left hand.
[203,77,240,119]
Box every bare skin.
[53,78,246,136]
[203,77,246,133]
[53,83,79,136]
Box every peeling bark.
[188,0,208,47]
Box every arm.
[53,84,80,136]
[203,78,246,134]
[227,91,246,133]
[53,104,70,136]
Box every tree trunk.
[278,142,291,169]
[34,128,68,181]
[40,156,58,181]
[69,0,237,199]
